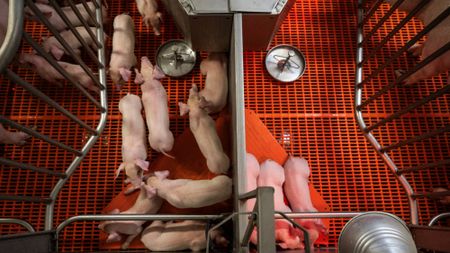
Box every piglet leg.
[0,123,31,145]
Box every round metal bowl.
[265,44,306,83]
[156,40,197,77]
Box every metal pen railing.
[0,0,107,233]
[355,0,450,225]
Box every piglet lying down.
[141,220,228,252]
[98,184,162,249]
[146,170,232,208]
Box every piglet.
[387,0,450,84]
[19,53,99,92]
[117,94,149,193]
[0,123,30,145]
[109,14,137,89]
[199,53,228,114]
[98,184,163,249]
[42,26,106,60]
[283,156,327,247]
[246,152,260,212]
[141,220,228,252]
[146,170,232,208]
[257,159,303,250]
[24,2,107,32]
[135,0,162,35]
[135,57,174,158]
[179,85,230,174]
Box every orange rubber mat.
[0,0,448,252]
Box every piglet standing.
[109,14,137,89]
[146,170,232,208]
[0,123,30,145]
[98,184,163,249]
[179,85,230,174]
[257,159,303,250]
[283,156,327,248]
[117,94,149,193]
[135,57,174,158]
[141,220,228,252]
[19,53,99,92]
[24,2,107,32]
[199,53,228,114]
[135,0,162,35]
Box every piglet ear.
[143,185,157,198]
[134,68,145,84]
[135,159,149,171]
[154,170,169,180]
[178,102,189,116]
[153,65,165,79]
[119,68,132,82]
[51,46,64,61]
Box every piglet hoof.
[106,232,122,243]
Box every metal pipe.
[79,0,100,28]
[25,0,104,90]
[256,187,276,253]
[358,6,450,87]
[360,0,408,46]
[381,125,450,152]
[429,213,450,226]
[66,0,100,47]
[45,0,108,230]
[398,159,450,174]
[0,194,52,204]
[0,116,83,156]
[276,211,310,253]
[0,157,66,178]
[0,0,24,72]
[276,212,364,219]
[48,0,103,67]
[23,32,104,111]
[55,214,225,235]
[0,218,35,232]
[359,41,450,109]
[5,69,99,135]
[240,213,256,247]
[355,0,418,224]
[359,0,431,67]
[365,86,450,132]
[361,0,384,26]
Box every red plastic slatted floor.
[0,0,449,251]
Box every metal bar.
[65,0,100,48]
[0,0,24,72]
[361,0,407,46]
[359,41,450,109]
[0,218,35,232]
[0,157,66,178]
[240,213,256,247]
[45,1,108,229]
[25,0,104,90]
[0,116,82,156]
[409,225,450,252]
[5,69,99,135]
[48,0,103,66]
[355,0,418,224]
[365,85,450,132]
[361,0,384,26]
[412,190,450,199]
[55,214,224,236]
[79,0,100,28]
[360,0,432,66]
[428,212,450,226]
[0,194,52,204]
[358,6,450,88]
[397,159,450,174]
[276,211,310,253]
[206,213,236,253]
[276,212,364,219]
[256,187,276,253]
[380,125,450,152]
[23,32,104,111]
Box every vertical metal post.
[256,187,276,253]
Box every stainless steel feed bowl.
[338,212,417,253]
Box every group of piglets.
[386,0,450,84]
[100,9,231,247]
[246,153,327,250]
